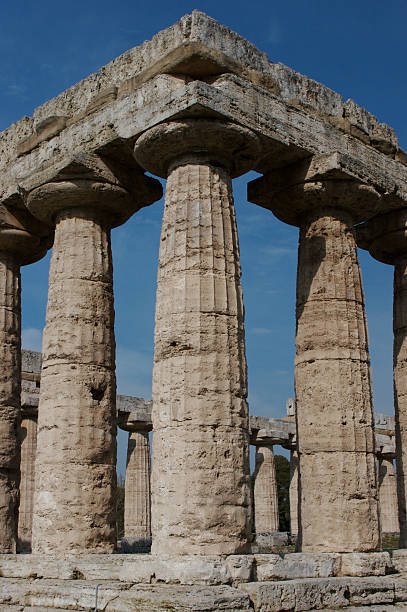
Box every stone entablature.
[1,12,406,218]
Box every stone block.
[226,556,255,583]
[347,577,396,605]
[340,552,393,577]
[390,549,407,573]
[105,584,252,611]
[254,553,340,581]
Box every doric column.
[378,455,400,534]
[134,119,260,555]
[253,444,279,533]
[0,205,49,553]
[27,154,161,554]
[17,407,37,552]
[357,208,407,545]
[289,449,299,538]
[249,154,381,552]
[124,428,151,539]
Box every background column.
[378,455,400,535]
[253,444,279,534]
[124,428,151,545]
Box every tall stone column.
[17,408,37,552]
[289,449,299,538]
[124,428,151,539]
[378,455,400,534]
[253,444,279,533]
[249,155,381,552]
[27,154,161,554]
[0,205,49,553]
[357,208,407,545]
[134,119,260,555]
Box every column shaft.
[124,430,151,538]
[32,210,117,553]
[296,208,379,552]
[151,163,251,555]
[17,414,37,552]
[289,450,299,538]
[378,457,400,534]
[0,255,21,553]
[394,258,407,544]
[254,445,279,533]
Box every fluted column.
[378,456,400,534]
[289,449,299,538]
[17,409,37,552]
[253,444,279,533]
[249,159,381,552]
[0,206,49,553]
[357,208,407,545]
[135,119,260,555]
[27,154,161,554]
[124,429,151,539]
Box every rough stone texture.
[149,159,251,555]
[296,206,379,552]
[379,457,400,534]
[29,208,117,554]
[134,120,258,556]
[105,584,252,611]
[249,165,381,553]
[240,576,406,612]
[25,153,161,555]
[356,209,407,547]
[0,205,50,554]
[254,554,341,582]
[289,450,299,538]
[17,413,37,552]
[124,429,151,539]
[0,256,21,554]
[253,445,279,534]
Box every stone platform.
[1,551,407,610]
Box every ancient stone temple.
[1,10,407,611]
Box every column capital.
[134,118,261,179]
[356,208,407,265]
[0,203,51,265]
[248,152,382,226]
[26,152,162,228]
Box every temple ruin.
[1,10,407,611]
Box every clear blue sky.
[2,0,406,475]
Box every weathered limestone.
[357,208,407,544]
[17,408,37,552]
[378,456,400,534]
[249,154,382,552]
[124,429,151,540]
[253,445,279,534]
[134,118,260,555]
[0,205,49,554]
[26,153,161,554]
[289,449,299,538]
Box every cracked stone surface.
[134,119,259,555]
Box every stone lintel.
[2,75,407,212]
